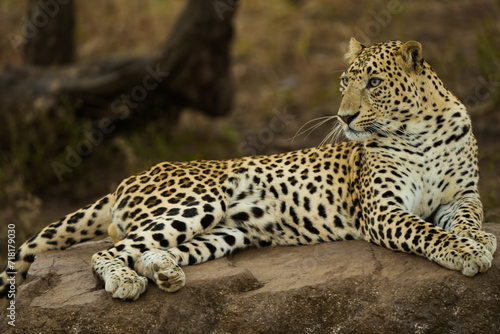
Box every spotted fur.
[1,39,496,305]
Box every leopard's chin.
[343,128,372,141]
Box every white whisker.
[290,116,337,142]
[318,121,344,147]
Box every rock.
[2,224,500,334]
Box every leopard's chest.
[406,154,469,220]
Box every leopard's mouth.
[342,120,382,141]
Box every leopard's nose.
[339,112,360,125]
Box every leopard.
[1,38,497,307]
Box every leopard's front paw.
[434,237,493,277]
[135,249,185,292]
[152,262,185,292]
[104,267,148,300]
[456,229,497,255]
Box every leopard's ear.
[344,37,365,64]
[400,41,424,73]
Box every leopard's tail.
[0,194,115,310]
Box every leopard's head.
[338,38,429,141]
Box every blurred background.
[0,0,499,261]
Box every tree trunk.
[24,0,75,66]
[0,0,239,148]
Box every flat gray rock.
[2,224,500,334]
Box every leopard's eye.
[367,78,382,88]
[341,76,349,87]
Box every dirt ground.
[0,0,499,261]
